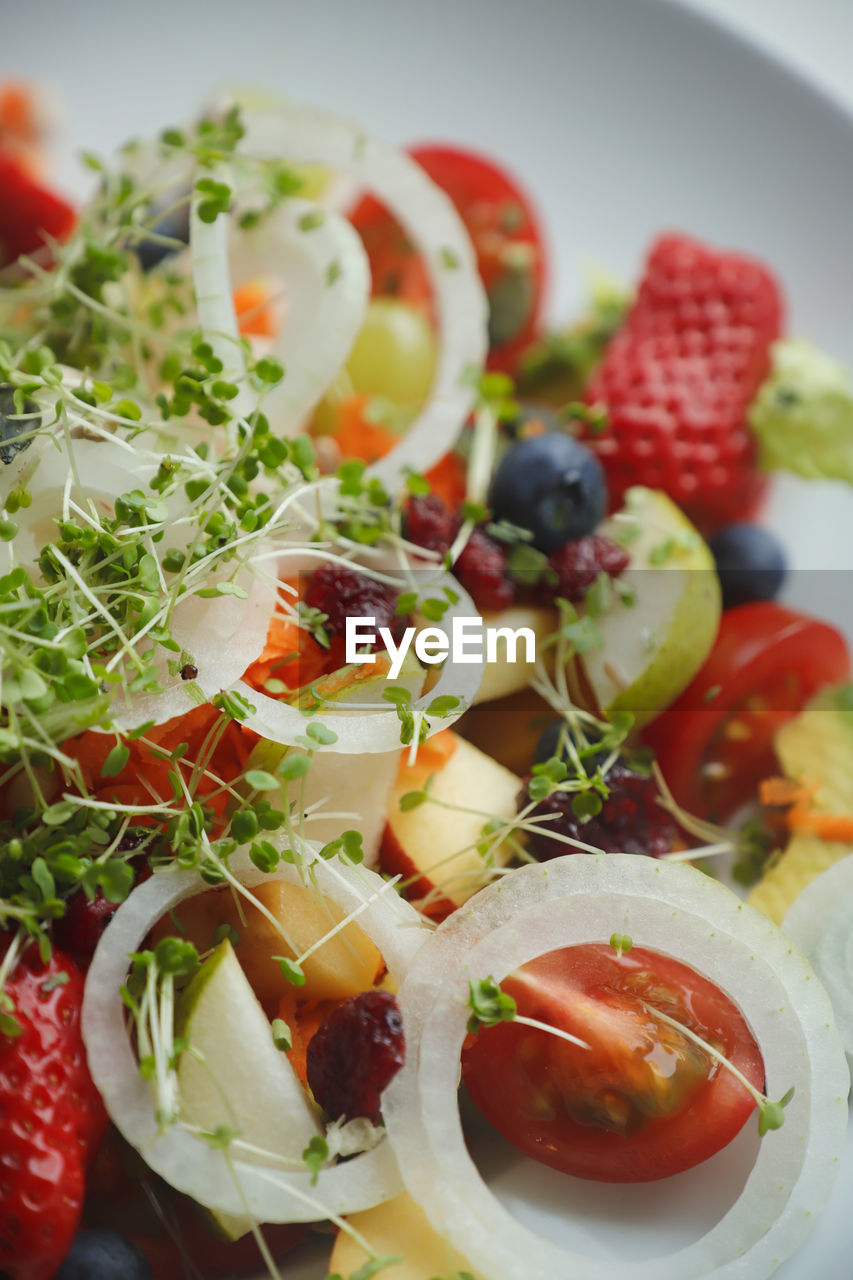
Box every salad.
[0,84,851,1280]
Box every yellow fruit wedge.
[748,833,853,925]
[328,1192,482,1280]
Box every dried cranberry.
[455,528,516,612]
[54,890,118,959]
[306,989,405,1124]
[303,564,407,646]
[522,761,675,860]
[404,494,460,555]
[545,534,630,603]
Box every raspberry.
[522,761,676,860]
[306,990,405,1124]
[455,527,515,612]
[405,495,515,613]
[404,494,460,554]
[303,564,406,646]
[545,534,630,602]
[53,890,117,961]
[584,233,783,535]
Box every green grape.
[346,298,436,409]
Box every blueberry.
[709,522,787,610]
[56,1228,151,1280]
[488,432,607,552]
[133,200,190,272]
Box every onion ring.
[240,99,489,489]
[228,197,370,435]
[783,853,853,1069]
[383,854,849,1279]
[82,845,430,1222]
[229,566,483,753]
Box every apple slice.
[244,650,426,864]
[473,605,556,704]
[381,733,520,916]
[328,1191,481,1279]
[175,938,322,1239]
[578,486,721,727]
[156,880,382,1014]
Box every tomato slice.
[461,943,764,1183]
[644,602,851,821]
[349,143,548,373]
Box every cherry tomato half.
[462,943,764,1183]
[349,143,548,373]
[644,602,851,821]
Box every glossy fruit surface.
[488,432,607,552]
[461,942,764,1182]
[709,521,787,609]
[645,601,851,820]
[350,142,547,372]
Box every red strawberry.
[0,148,75,268]
[0,938,107,1280]
[583,233,783,535]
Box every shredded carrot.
[332,392,398,463]
[787,808,853,842]
[282,996,342,1088]
[398,728,457,777]
[423,449,467,508]
[759,776,816,808]
[233,277,280,338]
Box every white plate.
[6,0,852,1276]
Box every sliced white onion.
[1,430,278,729]
[239,99,489,489]
[109,553,278,732]
[229,566,483,753]
[82,844,430,1222]
[228,197,370,434]
[383,854,850,1280]
[783,853,853,1069]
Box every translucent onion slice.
[3,432,278,729]
[110,554,278,732]
[383,854,850,1280]
[240,100,489,488]
[229,566,483,753]
[82,846,430,1222]
[783,853,853,1068]
[228,197,370,434]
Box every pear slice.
[245,650,426,863]
[175,939,321,1239]
[579,487,721,727]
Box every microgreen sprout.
[467,976,590,1050]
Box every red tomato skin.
[350,142,548,373]
[0,148,75,266]
[461,944,765,1183]
[644,602,851,820]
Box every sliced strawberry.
[584,233,784,535]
